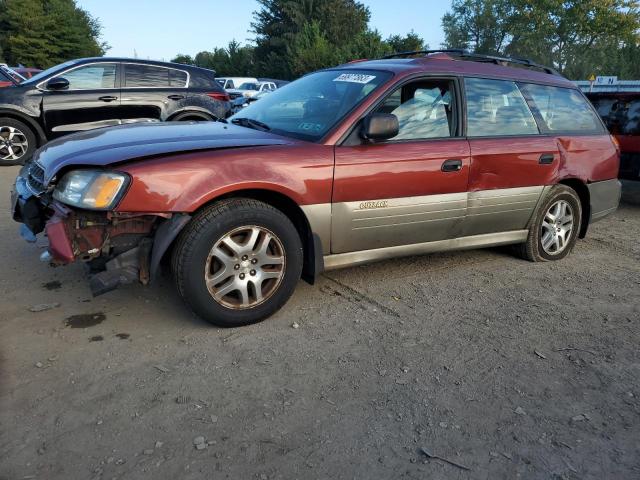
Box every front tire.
[172,199,303,327]
[0,117,36,166]
[517,185,582,262]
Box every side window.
[465,78,538,137]
[124,64,172,88]
[227,80,234,89]
[373,79,456,140]
[61,63,117,90]
[169,69,188,87]
[521,84,603,133]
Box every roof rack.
[381,49,559,75]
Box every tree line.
[441,0,640,79]
[173,0,426,79]
[174,0,640,80]
[0,0,107,69]
[0,0,638,81]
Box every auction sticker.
[333,73,376,84]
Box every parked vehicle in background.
[12,50,620,327]
[230,83,279,113]
[12,66,42,79]
[258,77,289,89]
[587,92,640,180]
[0,57,230,165]
[246,90,273,105]
[216,77,258,90]
[0,64,26,87]
[229,81,277,100]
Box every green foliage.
[173,0,426,79]
[172,40,256,77]
[0,0,107,68]
[386,31,428,53]
[442,0,640,79]
[289,21,340,77]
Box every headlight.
[53,170,129,210]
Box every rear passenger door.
[462,77,558,236]
[332,77,470,253]
[120,63,189,123]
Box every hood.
[34,121,296,183]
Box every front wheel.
[0,117,36,166]
[172,199,303,327]
[517,185,582,262]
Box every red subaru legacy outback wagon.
[13,50,621,327]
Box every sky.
[77,0,449,61]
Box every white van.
[216,77,258,90]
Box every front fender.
[115,144,335,213]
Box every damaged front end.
[12,161,189,296]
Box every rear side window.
[521,84,603,133]
[465,78,538,137]
[124,64,188,88]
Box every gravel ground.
[0,166,638,480]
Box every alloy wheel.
[541,199,574,255]
[0,126,28,163]
[205,225,286,309]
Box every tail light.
[610,135,621,153]
[207,92,230,102]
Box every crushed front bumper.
[12,165,190,295]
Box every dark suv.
[0,57,231,165]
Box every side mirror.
[361,113,399,141]
[46,77,69,91]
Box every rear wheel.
[0,117,36,165]
[172,112,215,122]
[172,199,303,327]
[517,185,582,262]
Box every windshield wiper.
[231,117,271,132]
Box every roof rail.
[381,49,559,75]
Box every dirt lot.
[0,166,638,480]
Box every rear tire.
[517,185,582,262]
[172,112,215,122]
[172,198,303,327]
[0,117,36,166]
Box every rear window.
[465,78,538,137]
[124,64,188,88]
[521,84,603,134]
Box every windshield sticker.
[333,73,376,84]
[298,122,324,132]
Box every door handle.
[441,159,463,172]
[539,153,555,164]
[168,94,185,100]
[98,95,118,102]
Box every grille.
[26,162,46,195]
[228,92,243,100]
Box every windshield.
[239,83,259,90]
[230,69,392,141]
[21,59,80,85]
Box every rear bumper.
[588,179,622,224]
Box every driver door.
[332,78,470,253]
[42,62,121,138]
